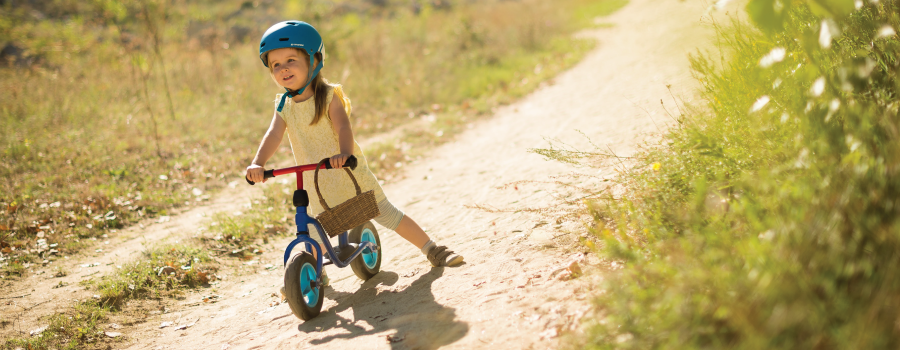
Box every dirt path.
[0,182,258,336]
[2,0,731,348]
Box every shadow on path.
[298,268,468,349]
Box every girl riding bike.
[245,21,464,269]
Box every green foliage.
[3,301,109,350]
[205,181,294,253]
[570,1,900,349]
[90,244,215,308]
[747,0,856,31]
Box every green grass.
[556,0,900,348]
[2,181,298,349]
[2,244,217,350]
[0,0,627,274]
[202,181,296,258]
[4,301,110,350]
[89,245,216,308]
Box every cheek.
[291,60,308,73]
[270,74,282,85]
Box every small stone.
[158,266,177,276]
[30,326,48,336]
[567,261,583,277]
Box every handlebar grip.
[345,156,358,170]
[320,155,358,170]
[245,169,275,186]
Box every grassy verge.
[200,181,297,258]
[2,244,217,350]
[1,182,294,349]
[0,0,626,276]
[550,1,900,348]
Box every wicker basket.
[313,160,380,237]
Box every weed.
[3,301,110,350]
[2,261,25,277]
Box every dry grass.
[0,0,626,275]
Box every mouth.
[283,74,294,81]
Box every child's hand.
[246,164,267,184]
[329,153,352,169]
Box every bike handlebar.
[321,155,358,170]
[245,155,358,185]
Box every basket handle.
[313,159,362,210]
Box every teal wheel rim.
[361,229,378,269]
[299,262,319,306]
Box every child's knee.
[373,198,404,230]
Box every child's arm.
[328,95,355,169]
[246,111,287,183]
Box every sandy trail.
[1,0,730,348]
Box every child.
[245,21,463,269]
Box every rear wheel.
[349,221,382,280]
[284,252,324,320]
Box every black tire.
[349,221,382,280]
[284,252,324,320]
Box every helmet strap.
[276,58,324,113]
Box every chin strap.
[276,59,324,113]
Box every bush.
[572,0,900,348]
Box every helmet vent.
[287,22,299,25]
[279,38,289,41]
[260,42,266,47]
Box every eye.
[287,58,295,62]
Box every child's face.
[267,48,310,91]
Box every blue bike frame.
[246,157,378,286]
[283,205,378,282]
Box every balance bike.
[246,155,381,320]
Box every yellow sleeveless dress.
[275,84,387,217]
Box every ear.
[313,52,323,66]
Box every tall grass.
[563,0,900,348]
[0,0,626,274]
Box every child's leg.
[373,198,464,267]
[393,215,430,248]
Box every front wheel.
[284,252,324,320]
[349,221,382,280]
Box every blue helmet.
[259,21,325,112]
